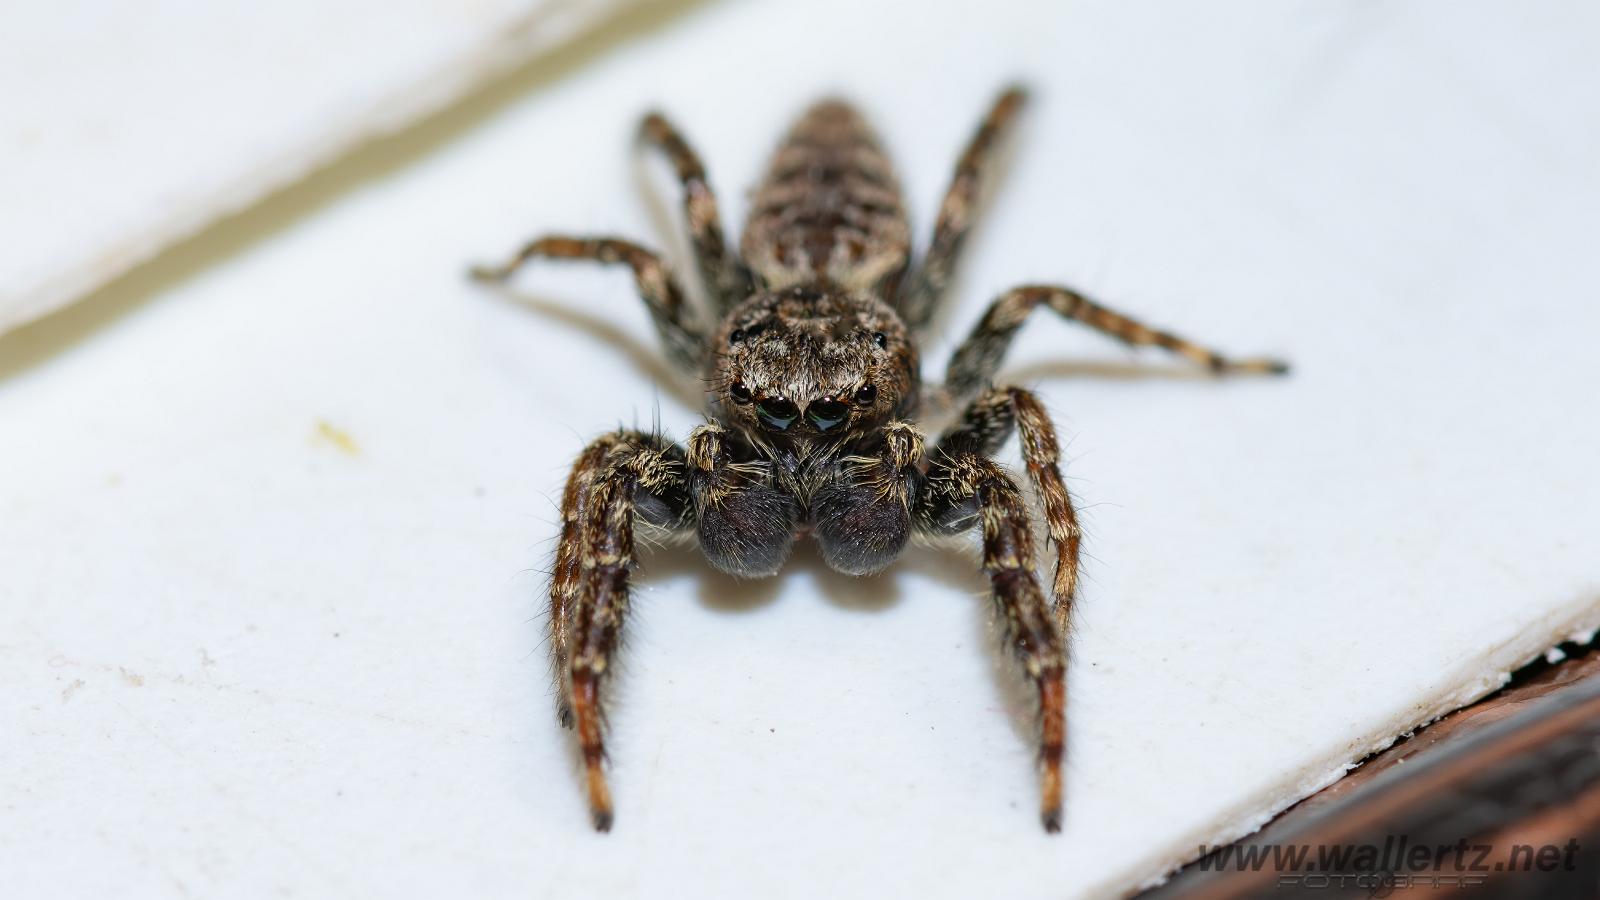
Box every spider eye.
[729,328,745,345]
[729,382,752,404]
[853,384,878,406]
[806,399,850,433]
[755,397,799,431]
[872,331,888,349]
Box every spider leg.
[550,436,617,728]
[945,284,1290,403]
[937,387,1079,635]
[639,112,754,310]
[899,85,1029,330]
[918,449,1067,832]
[470,236,705,373]
[552,429,692,832]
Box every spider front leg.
[551,429,692,831]
[639,112,753,310]
[899,85,1029,330]
[939,387,1080,634]
[918,450,1067,832]
[945,284,1290,402]
[469,236,705,373]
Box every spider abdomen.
[741,100,911,298]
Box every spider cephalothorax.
[701,287,922,581]
[712,286,918,444]
[472,86,1287,834]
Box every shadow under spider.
[631,535,1042,753]
[636,538,984,614]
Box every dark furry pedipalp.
[471,85,1289,835]
[811,421,923,575]
[689,425,799,578]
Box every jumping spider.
[470,86,1287,834]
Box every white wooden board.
[0,0,646,334]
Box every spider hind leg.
[639,111,752,311]
[899,85,1030,330]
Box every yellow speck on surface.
[313,420,360,456]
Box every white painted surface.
[3,2,1598,898]
[0,0,643,334]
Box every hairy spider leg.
[470,236,705,373]
[638,112,753,312]
[938,386,1080,635]
[553,430,692,831]
[944,284,1290,402]
[899,85,1030,330]
[917,450,1067,832]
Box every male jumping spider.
[471,86,1287,834]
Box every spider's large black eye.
[755,397,799,431]
[731,322,767,344]
[872,331,888,349]
[729,381,752,404]
[853,384,878,406]
[806,398,850,433]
